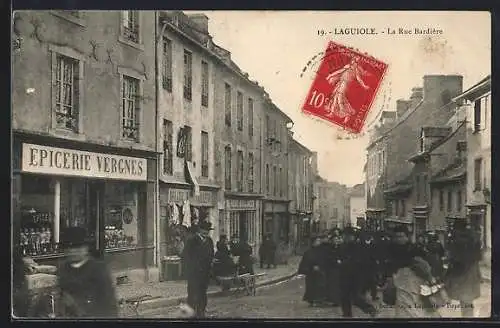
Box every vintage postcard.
[11,10,491,319]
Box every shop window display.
[104,182,139,249]
[19,176,59,257]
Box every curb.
[133,272,298,315]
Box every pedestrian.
[339,227,377,317]
[13,244,30,318]
[297,235,327,306]
[445,225,482,317]
[181,220,215,318]
[234,238,254,275]
[57,227,118,318]
[276,237,291,265]
[213,235,236,278]
[359,231,379,302]
[259,234,277,269]
[324,228,343,306]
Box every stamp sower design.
[302,41,388,133]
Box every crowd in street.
[298,223,483,318]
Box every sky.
[189,11,491,187]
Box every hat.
[198,220,214,231]
[61,227,90,248]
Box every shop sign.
[168,189,190,203]
[192,191,214,206]
[22,143,147,181]
[227,199,256,210]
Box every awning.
[384,184,412,195]
[385,216,412,224]
[185,160,200,196]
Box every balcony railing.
[55,112,78,131]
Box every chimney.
[396,99,411,117]
[423,75,463,106]
[409,87,423,108]
[187,13,209,34]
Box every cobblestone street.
[141,275,491,319]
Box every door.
[88,181,105,258]
[239,212,248,243]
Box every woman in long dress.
[297,236,327,306]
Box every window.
[456,190,462,212]
[53,54,80,132]
[474,158,482,190]
[184,126,192,161]
[201,61,209,107]
[439,189,444,211]
[162,38,172,92]
[163,120,173,175]
[225,83,232,126]
[248,153,254,193]
[265,164,270,194]
[474,99,481,132]
[122,76,140,141]
[248,98,254,137]
[447,190,452,212]
[224,146,232,190]
[273,166,278,196]
[237,91,243,131]
[422,175,428,202]
[415,175,420,202]
[332,208,338,219]
[183,50,193,101]
[401,200,406,217]
[265,115,270,139]
[237,151,244,192]
[122,11,139,43]
[201,131,209,177]
[279,167,284,197]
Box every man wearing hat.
[181,220,215,318]
[57,227,117,318]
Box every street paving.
[141,275,491,319]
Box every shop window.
[19,176,57,257]
[162,38,173,92]
[121,11,140,43]
[104,182,139,249]
[229,212,240,240]
[237,91,243,131]
[225,83,232,126]
[53,53,80,132]
[248,98,254,137]
[121,75,141,141]
[183,49,192,101]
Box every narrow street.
[141,275,491,319]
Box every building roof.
[383,175,413,195]
[290,137,313,154]
[380,111,397,120]
[452,75,491,102]
[349,183,365,197]
[430,160,466,184]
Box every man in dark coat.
[339,227,377,317]
[324,228,344,306]
[181,220,215,318]
[57,227,117,318]
[213,235,236,278]
[359,231,379,302]
[259,234,277,269]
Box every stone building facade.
[12,10,158,283]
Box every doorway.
[239,212,248,243]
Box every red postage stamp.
[302,41,388,133]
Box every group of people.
[298,224,483,318]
